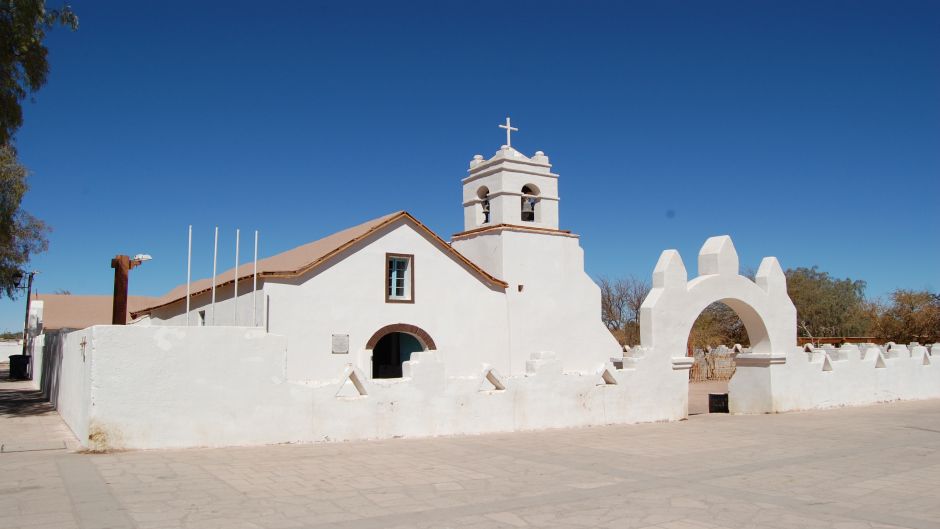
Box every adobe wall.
[42,325,681,450]
[731,343,940,413]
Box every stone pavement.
[1,368,939,529]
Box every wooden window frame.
[385,253,415,304]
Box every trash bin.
[8,355,29,380]
[708,393,729,413]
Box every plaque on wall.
[331,334,350,354]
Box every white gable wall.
[264,221,510,381]
[453,229,622,374]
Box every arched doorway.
[639,236,797,416]
[687,301,750,414]
[365,324,437,379]
[372,333,424,378]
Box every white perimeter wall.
[49,330,93,443]
[52,325,683,450]
[40,325,940,450]
[731,344,940,413]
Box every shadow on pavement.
[0,365,57,418]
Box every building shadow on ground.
[0,366,57,418]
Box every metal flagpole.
[252,230,258,327]
[233,228,240,326]
[211,226,218,325]
[186,225,192,326]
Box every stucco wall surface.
[41,325,940,450]
[265,223,511,381]
[51,329,92,443]
[730,344,940,414]
[146,281,263,328]
[452,230,622,375]
[49,325,688,450]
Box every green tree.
[0,144,47,297]
[0,1,76,298]
[689,302,750,350]
[1,1,78,145]
[785,266,872,339]
[872,290,940,344]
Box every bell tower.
[460,117,559,231]
[451,117,621,375]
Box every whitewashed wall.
[151,222,514,381]
[266,223,511,380]
[145,282,263,328]
[41,328,940,450]
[52,325,682,450]
[731,344,940,413]
[453,229,622,374]
[51,330,93,443]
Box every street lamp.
[111,254,151,325]
[15,270,39,356]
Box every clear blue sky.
[2,0,938,332]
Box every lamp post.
[111,254,151,325]
[15,270,38,356]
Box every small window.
[198,310,206,326]
[386,254,414,303]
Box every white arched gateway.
[639,235,797,414]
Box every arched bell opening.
[520,184,540,222]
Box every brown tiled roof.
[35,294,159,331]
[132,211,507,317]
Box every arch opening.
[477,186,490,224]
[371,332,424,379]
[365,324,436,379]
[684,298,769,415]
[688,301,751,354]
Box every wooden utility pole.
[111,255,146,325]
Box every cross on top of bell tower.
[499,116,518,148]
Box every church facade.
[133,142,622,382]
[30,128,940,450]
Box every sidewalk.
[0,362,80,454]
[0,367,938,528]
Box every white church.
[132,120,622,381]
[28,120,940,450]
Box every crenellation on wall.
[30,325,691,450]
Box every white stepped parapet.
[755,257,787,294]
[652,250,688,289]
[698,235,739,276]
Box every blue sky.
[2,0,938,331]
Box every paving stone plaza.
[1,371,939,529]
